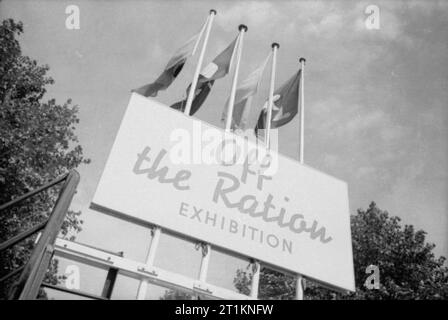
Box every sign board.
[92,93,355,292]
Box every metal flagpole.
[225,24,248,132]
[192,17,209,56]
[295,57,306,300]
[265,43,279,149]
[184,9,216,116]
[299,57,306,163]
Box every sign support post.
[198,244,211,282]
[295,275,304,300]
[136,226,161,299]
[249,261,260,299]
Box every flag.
[221,52,271,130]
[133,21,206,97]
[254,69,301,137]
[170,37,238,115]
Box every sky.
[1,0,447,296]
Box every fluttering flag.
[170,37,238,115]
[254,69,301,137]
[221,52,271,131]
[133,21,207,98]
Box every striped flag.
[133,21,207,97]
[221,52,271,131]
[170,37,238,115]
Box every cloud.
[306,96,415,198]
[216,1,280,32]
[355,166,378,180]
[343,110,385,136]
[406,0,448,14]
[322,153,340,168]
[301,10,346,36]
[151,43,164,61]
[382,156,448,256]
[312,100,390,139]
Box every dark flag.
[255,69,301,137]
[133,28,204,97]
[170,37,238,115]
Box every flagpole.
[295,57,306,301]
[225,24,248,132]
[192,17,209,56]
[184,9,216,116]
[299,57,306,163]
[265,43,279,149]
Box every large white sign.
[92,93,355,292]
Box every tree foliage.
[0,19,89,299]
[234,202,448,300]
[160,289,194,300]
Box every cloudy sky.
[1,0,447,290]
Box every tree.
[0,19,89,299]
[234,202,448,300]
[160,289,194,300]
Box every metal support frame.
[52,235,312,300]
[41,283,107,300]
[53,238,251,300]
[46,231,321,300]
[88,204,317,300]
[0,170,80,300]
